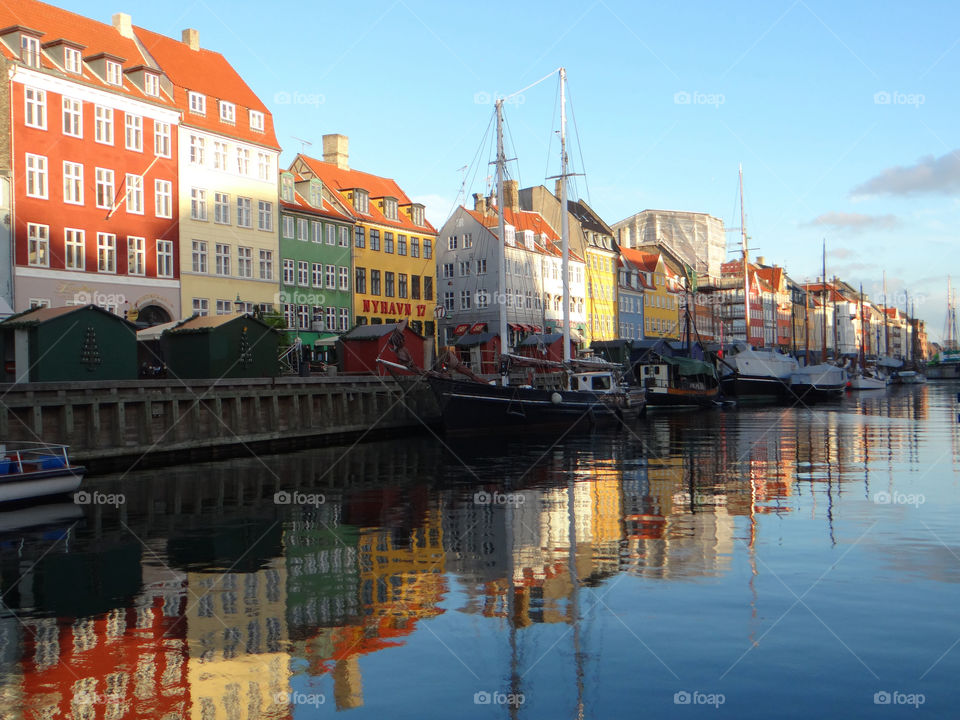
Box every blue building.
[617,254,647,339]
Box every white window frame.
[193,298,209,316]
[25,153,48,199]
[62,161,83,205]
[188,92,206,115]
[62,97,82,137]
[27,223,49,267]
[189,134,205,165]
[156,240,174,278]
[24,87,46,130]
[105,60,122,86]
[249,110,264,132]
[258,200,273,231]
[96,233,116,273]
[219,100,236,124]
[298,261,309,286]
[339,266,349,291]
[154,179,172,218]
[214,192,230,224]
[237,246,253,278]
[124,114,143,151]
[236,147,249,175]
[154,121,171,157]
[236,197,252,228]
[95,168,114,209]
[191,188,207,221]
[64,228,85,270]
[192,240,208,273]
[64,47,82,74]
[125,174,143,214]
[215,243,231,276]
[259,250,273,280]
[94,105,113,145]
[127,236,146,275]
[144,73,160,97]
[213,141,227,170]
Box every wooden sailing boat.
[414,68,645,432]
[926,276,960,379]
[849,283,887,390]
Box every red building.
[719,259,764,347]
[1,1,181,322]
[337,322,427,375]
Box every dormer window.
[64,46,81,73]
[504,225,516,247]
[188,91,205,115]
[219,100,235,124]
[21,35,41,68]
[144,73,159,97]
[280,173,294,203]
[522,230,535,250]
[249,110,264,132]
[105,60,122,85]
[353,189,369,214]
[383,197,398,221]
[308,179,323,208]
[411,204,425,226]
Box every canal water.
[1,383,958,718]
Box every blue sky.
[65,0,958,341]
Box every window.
[193,298,209,316]
[326,264,336,289]
[355,267,366,293]
[236,148,249,175]
[250,110,264,132]
[282,216,295,239]
[62,162,83,204]
[258,201,273,231]
[310,263,321,287]
[462,232,473,248]
[325,225,335,246]
[297,305,310,329]
[257,152,270,181]
[144,73,160,97]
[298,218,309,241]
[189,92,206,115]
[398,273,407,298]
[411,276,421,299]
[339,266,349,291]
[424,277,433,301]
[219,101,235,124]
[64,46,81,73]
[192,240,208,273]
[124,114,143,151]
[370,229,380,251]
[24,87,46,129]
[458,261,470,277]
[460,290,471,310]
[259,250,273,280]
[127,236,145,275]
[327,307,337,332]
[62,98,82,137]
[298,261,309,286]
[305,180,322,207]
[355,226,366,248]
[283,304,296,329]
[215,244,231,275]
[384,233,394,253]
[214,193,230,224]
[338,308,348,331]
[155,180,172,218]
[216,299,233,315]
[395,235,406,256]
[447,236,457,251]
[213,141,227,170]
[384,271,395,297]
[24,154,47,198]
[64,229,85,270]
[282,259,295,284]
[443,291,454,311]
[237,246,253,278]
[311,221,322,243]
[424,239,433,259]
[411,237,420,257]
[95,106,113,144]
[27,223,48,267]
[442,263,454,279]
[353,189,369,214]
[370,270,381,295]
[157,240,174,277]
[236,197,252,227]
[191,188,207,220]
[95,168,114,209]
[154,122,171,157]
[125,175,143,213]
[189,135,205,165]
[477,259,487,274]
[280,174,294,202]
[383,198,398,220]
[105,60,122,85]
[476,289,488,308]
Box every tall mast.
[883,271,889,357]
[859,283,866,369]
[495,99,508,379]
[560,67,571,364]
[739,164,750,345]
[832,275,839,361]
[903,290,910,362]
[821,240,827,362]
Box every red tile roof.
[0,0,175,108]
[464,206,585,262]
[620,247,661,274]
[280,190,354,223]
[133,25,279,149]
[295,154,437,235]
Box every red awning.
[532,325,543,333]
[469,322,487,333]
[508,323,522,331]
[453,323,470,336]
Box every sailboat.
[411,68,644,432]
[716,166,799,401]
[926,276,960,379]
[890,291,927,384]
[849,284,888,390]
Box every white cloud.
[802,211,899,232]
[852,150,960,197]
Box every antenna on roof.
[291,136,312,154]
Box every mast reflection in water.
[0,383,958,718]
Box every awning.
[469,322,487,333]
[508,323,522,331]
[453,323,470,336]
[313,336,338,347]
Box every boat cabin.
[569,371,617,393]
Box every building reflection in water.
[0,387,941,716]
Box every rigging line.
[567,78,590,206]
[506,66,563,100]
[447,110,496,224]
[544,72,561,189]
[504,113,522,192]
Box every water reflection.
[0,384,957,717]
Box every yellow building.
[570,201,619,343]
[621,247,681,340]
[291,136,438,345]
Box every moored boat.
[789,363,848,402]
[849,372,888,390]
[718,343,797,402]
[0,442,85,504]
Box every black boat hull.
[719,374,792,403]
[787,382,846,403]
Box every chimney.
[503,179,519,213]
[554,178,563,199]
[757,255,765,266]
[112,13,133,39]
[473,193,486,216]
[322,134,349,170]
[181,28,199,51]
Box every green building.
[279,171,356,363]
[161,313,279,379]
[0,305,137,382]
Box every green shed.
[0,304,137,383]
[161,313,280,379]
